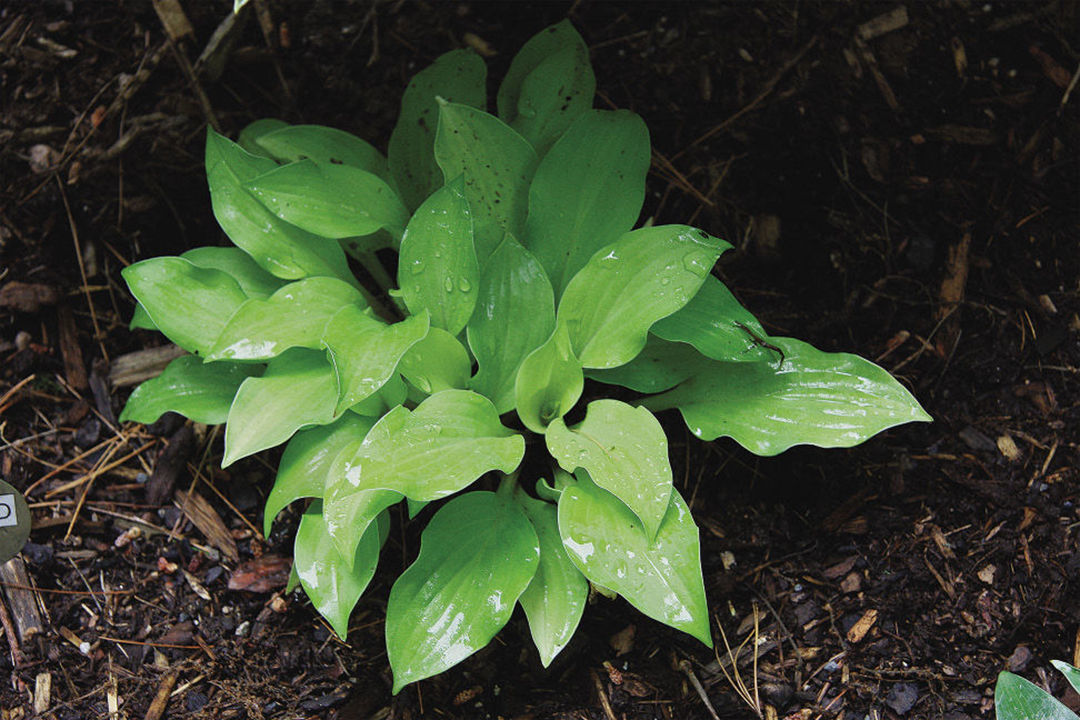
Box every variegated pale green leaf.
[387,491,539,693]
[398,327,472,395]
[122,257,247,355]
[205,129,355,283]
[223,349,340,467]
[557,475,711,646]
[206,277,365,362]
[642,337,932,455]
[524,110,649,296]
[120,355,260,426]
[434,102,539,260]
[514,323,583,434]
[515,491,587,667]
[468,235,555,413]
[388,49,487,211]
[323,437,404,564]
[586,335,711,394]
[330,390,524,502]
[557,225,731,369]
[295,500,385,639]
[546,399,672,540]
[321,307,430,413]
[396,177,478,335]
[248,160,408,240]
[263,414,377,536]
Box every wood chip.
[0,557,43,643]
[977,564,996,584]
[33,672,50,714]
[856,7,908,42]
[175,490,238,563]
[228,554,291,593]
[936,231,971,355]
[109,344,187,387]
[143,671,178,720]
[997,434,1021,461]
[846,609,878,643]
[153,0,194,42]
[0,282,59,313]
[609,624,636,656]
[824,556,859,580]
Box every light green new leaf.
[397,177,479,335]
[435,102,539,261]
[333,389,524,502]
[557,475,711,646]
[120,355,260,426]
[348,373,407,418]
[995,671,1078,720]
[388,49,487,211]
[515,491,587,667]
[497,20,588,124]
[321,307,430,413]
[587,335,711,394]
[180,246,287,299]
[129,304,156,331]
[387,491,539,693]
[514,323,583,434]
[398,327,472,395]
[546,399,672,540]
[223,349,340,467]
[1052,661,1080,695]
[295,500,385,640]
[236,118,289,157]
[252,124,392,183]
[248,160,408,240]
[511,41,594,156]
[323,437,404,563]
[651,275,774,363]
[263,414,376,536]
[122,257,248,355]
[558,225,731,369]
[206,277,365,362]
[468,235,555,413]
[524,110,649,296]
[642,337,932,456]
[205,129,355,283]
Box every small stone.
[1006,645,1032,672]
[886,682,920,715]
[14,331,31,351]
[841,571,862,594]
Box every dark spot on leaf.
[329,158,343,165]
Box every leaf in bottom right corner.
[995,671,1080,720]
[556,474,711,647]
[642,336,932,456]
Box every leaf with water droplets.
[323,435,404,563]
[398,327,472,396]
[263,413,377,536]
[294,500,386,639]
[514,323,583,434]
[387,491,539,693]
[587,335,711,394]
[179,246,287,299]
[642,337,932,456]
[557,225,731,369]
[467,234,555,413]
[120,355,261,426]
[515,491,588,667]
[557,474,711,646]
[397,177,479,336]
[206,277,366,362]
[546,399,672,540]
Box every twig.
[590,670,618,720]
[56,178,107,361]
[143,671,179,720]
[679,659,721,720]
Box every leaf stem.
[360,250,396,295]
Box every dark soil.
[1,1,1078,719]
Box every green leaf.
[397,177,479,335]
[587,335,710,394]
[387,491,539,693]
[557,475,711,646]
[434,102,539,261]
[546,399,672,540]
[205,129,356,283]
[264,414,377,536]
[642,337,933,456]
[129,304,156,331]
[514,323,583,434]
[651,275,774,363]
[206,277,365,362]
[348,373,407,418]
[120,355,261,426]
[248,160,409,240]
[321,307,430,413]
[515,491,588,667]
[468,235,555,413]
[524,110,649,296]
[398,327,472,395]
[330,390,524,502]
[995,671,1079,720]
[223,349,340,467]
[323,438,403,563]
[1052,661,1080,696]
[558,225,731,369]
[236,118,289,157]
[498,20,589,124]
[252,124,392,183]
[388,49,487,211]
[295,500,384,639]
[510,40,595,156]
[180,246,287,299]
[122,257,248,355]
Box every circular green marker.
[0,479,30,564]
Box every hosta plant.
[120,21,930,691]
[996,661,1080,720]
